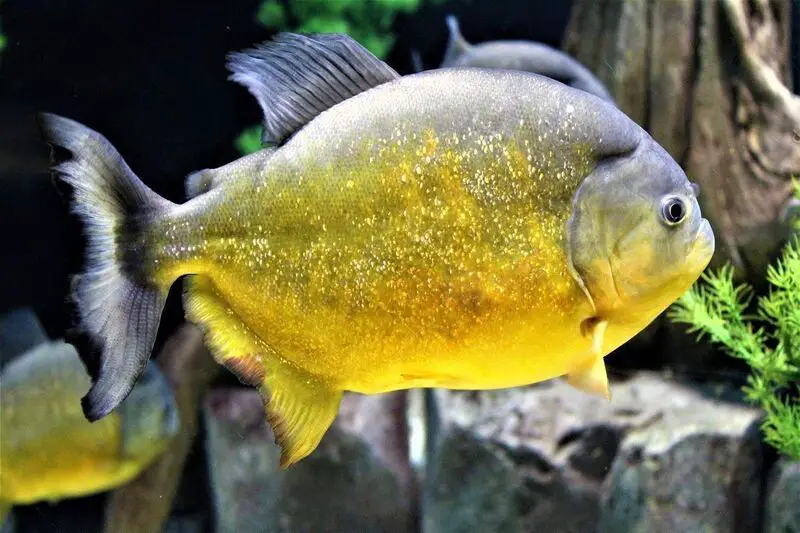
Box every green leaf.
[291,0,344,21]
[297,16,351,36]
[379,0,422,13]
[256,0,287,28]
[235,124,264,156]
[356,32,394,59]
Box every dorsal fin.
[441,15,472,67]
[227,33,400,145]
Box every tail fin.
[39,113,173,422]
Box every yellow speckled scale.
[173,107,602,463]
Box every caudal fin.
[39,113,173,422]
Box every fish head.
[116,362,180,462]
[567,139,715,319]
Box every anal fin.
[184,275,342,467]
[261,362,342,468]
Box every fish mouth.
[689,218,715,267]
[695,218,714,250]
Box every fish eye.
[661,196,688,226]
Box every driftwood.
[563,0,799,283]
[103,324,220,533]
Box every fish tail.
[39,113,176,423]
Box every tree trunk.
[563,0,799,284]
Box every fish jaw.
[688,218,715,274]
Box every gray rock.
[163,513,209,533]
[424,372,763,533]
[204,388,414,533]
[763,459,800,533]
[596,375,763,533]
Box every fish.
[0,308,49,370]
[0,337,179,521]
[439,15,615,103]
[39,32,714,468]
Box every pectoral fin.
[566,355,610,400]
[567,318,611,399]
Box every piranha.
[0,331,178,522]
[437,15,614,103]
[40,32,714,468]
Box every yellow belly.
[205,246,596,394]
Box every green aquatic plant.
[235,0,435,155]
[669,219,800,458]
[234,124,264,158]
[255,0,422,59]
[790,177,800,231]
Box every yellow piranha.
[0,340,178,521]
[39,32,714,468]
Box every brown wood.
[563,0,799,283]
[103,324,221,533]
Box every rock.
[163,513,208,533]
[423,372,763,533]
[204,388,415,533]
[763,459,800,533]
[598,377,763,533]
